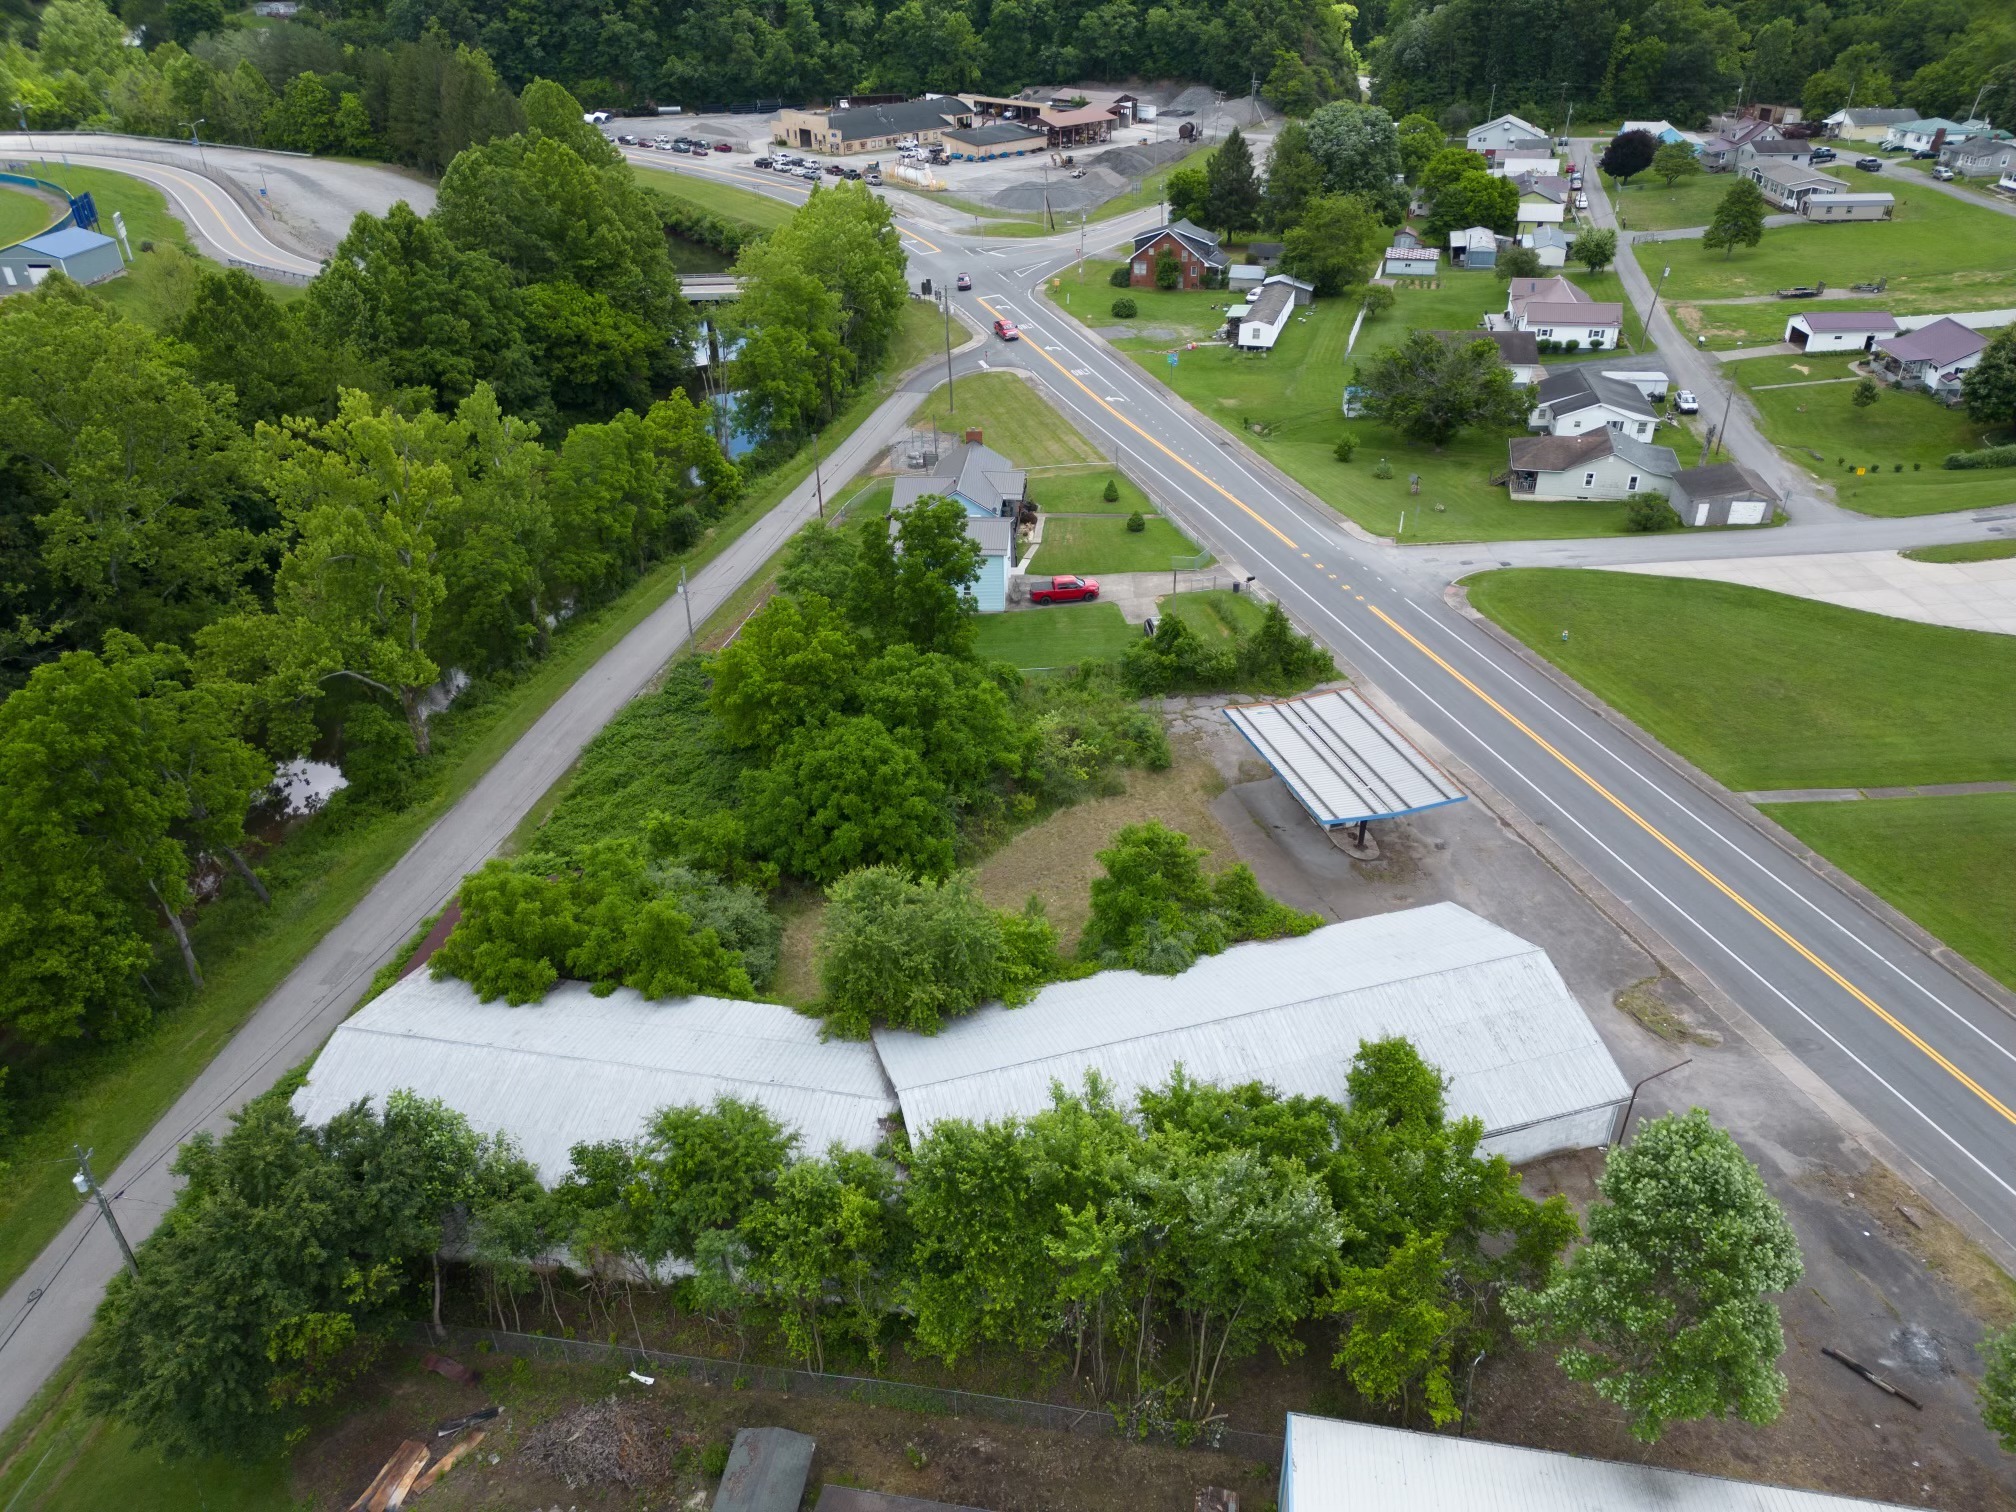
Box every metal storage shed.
[1279,1414,1929,1511]
[874,903,1630,1164]
[291,971,896,1180]
[0,225,125,288]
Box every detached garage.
[1671,461,1781,526]
[0,225,124,289]
[1784,309,1897,351]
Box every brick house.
[1129,219,1229,289]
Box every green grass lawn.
[8,161,191,251]
[1634,170,2016,307]
[631,167,795,231]
[0,333,933,1298]
[1608,172,1740,233]
[0,183,56,244]
[1761,792,2016,990]
[1028,513,1202,574]
[1163,588,1266,641]
[973,600,1137,667]
[909,370,1104,467]
[1730,352,2014,516]
[1468,569,2016,790]
[1053,259,1237,338]
[1025,464,1147,514]
[1089,275,1642,541]
[1671,296,1907,350]
[1903,539,2016,562]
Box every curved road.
[2,141,2013,1437]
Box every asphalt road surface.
[2,142,2012,1436]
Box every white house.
[1466,113,1547,154]
[1748,160,1848,210]
[1431,329,1545,387]
[1784,310,1898,351]
[1515,197,1568,229]
[1822,106,1917,141]
[1490,154,1560,178]
[891,439,1027,612]
[1527,369,1659,441]
[1506,428,1678,502]
[1522,224,1571,268]
[1873,317,1988,397]
[1881,116,1993,153]
[1233,278,1298,351]
[1495,276,1623,350]
[1735,138,1814,172]
[1802,191,1894,221]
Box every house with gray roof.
[1528,369,1659,441]
[1506,428,1679,502]
[1873,317,1988,397]
[773,97,973,155]
[891,439,1025,611]
[1823,106,1917,141]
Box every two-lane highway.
[912,246,2016,1251]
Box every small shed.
[1228,264,1265,289]
[0,225,124,289]
[1448,226,1498,269]
[714,1428,815,1512]
[1784,310,1896,351]
[1670,462,1780,527]
[1381,245,1440,277]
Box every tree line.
[0,87,908,1154]
[1370,0,2011,139]
[84,1042,1819,1462]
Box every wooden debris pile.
[521,1394,670,1490]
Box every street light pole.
[939,289,955,415]
[74,1146,138,1277]
[179,118,209,175]
[1645,263,1671,345]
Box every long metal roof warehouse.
[1225,690,1465,828]
[873,903,1629,1164]
[1278,1415,1929,1511]
[290,973,896,1180]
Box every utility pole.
[11,100,31,155]
[74,1147,138,1277]
[1645,263,1672,343]
[1966,80,1989,124]
[809,424,825,519]
[939,289,955,413]
[1713,385,1736,459]
[1563,100,1575,140]
[678,564,695,640]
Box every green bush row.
[1943,444,2016,470]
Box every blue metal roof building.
[0,226,125,290]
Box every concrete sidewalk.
[1612,548,2016,634]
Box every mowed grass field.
[973,600,1137,667]
[1608,172,1739,232]
[909,371,1103,467]
[1761,792,2016,989]
[1077,271,1645,541]
[1466,569,2016,790]
[1729,352,2015,516]
[0,183,55,244]
[1636,169,2016,307]
[1028,513,1202,574]
[1671,297,1901,350]
[630,165,796,231]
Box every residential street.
[3,135,2014,1442]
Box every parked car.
[1856,156,1883,171]
[1569,173,1583,189]
[1574,192,1589,209]
[1674,389,1700,414]
[1933,165,1956,181]
[1808,146,1837,163]
[1069,168,1086,178]
[799,166,819,179]
[843,167,862,179]
[752,156,772,168]
[956,272,973,290]
[617,134,637,145]
[826,162,845,175]
[993,318,1020,341]
[1031,575,1099,605]
[1911,147,1939,159]
[865,172,883,185]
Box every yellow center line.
[1364,602,2016,1129]
[974,295,1298,550]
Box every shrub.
[1122,613,1236,694]
[1624,493,1682,532]
[1108,265,1131,288]
[702,1441,732,1479]
[1236,602,1337,690]
[1126,511,1147,533]
[1111,297,1138,318]
[1893,463,1903,472]
[1944,444,2016,469]
[1154,248,1181,290]
[1564,338,1581,351]
[1103,477,1120,502]
[1334,433,1358,463]
[1372,457,1394,479]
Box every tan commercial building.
[772,97,973,155]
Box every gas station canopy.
[1225,690,1465,828]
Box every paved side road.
[0,356,957,1434]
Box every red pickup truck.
[1029,575,1100,605]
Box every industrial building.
[290,973,895,1181]
[873,903,1632,1165]
[1278,1415,1931,1511]
[771,98,974,155]
[0,225,124,289]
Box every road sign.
[1167,352,1178,367]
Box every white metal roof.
[1225,690,1465,827]
[291,972,895,1180]
[874,903,1629,1150]
[1282,1415,1929,1511]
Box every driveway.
[1611,548,2016,634]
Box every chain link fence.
[427,1324,1285,1466]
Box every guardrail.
[0,168,78,244]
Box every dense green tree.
[1078,821,1319,974]
[742,715,956,882]
[709,592,861,748]
[1419,146,1487,196]
[1304,100,1408,221]
[1570,227,1617,276]
[1599,129,1658,186]
[173,267,341,426]
[1702,177,1767,260]
[1495,243,1545,281]
[741,1148,904,1369]
[1165,165,1209,226]
[1650,141,1701,190]
[1357,330,1528,446]
[1509,1109,1803,1442]
[855,643,1015,796]
[629,1096,796,1267]
[1204,127,1262,235]
[847,494,983,656]
[1263,120,1325,230]
[1962,329,2016,430]
[1423,169,1519,240]
[1394,112,1445,183]
[1280,192,1388,296]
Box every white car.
[1674,389,1700,414]
[1574,192,1589,209]
[1933,165,1956,181]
